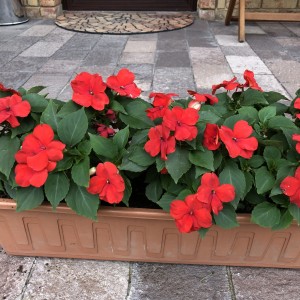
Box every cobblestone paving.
[0,16,300,300]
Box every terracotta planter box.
[0,198,300,268]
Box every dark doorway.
[62,0,198,11]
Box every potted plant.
[0,68,300,268]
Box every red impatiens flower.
[196,173,235,215]
[294,98,300,119]
[170,194,212,233]
[219,120,258,159]
[71,72,109,111]
[243,70,263,92]
[144,125,176,160]
[212,77,241,95]
[146,92,177,120]
[97,124,115,138]
[106,68,141,98]
[280,167,300,207]
[292,134,300,154]
[163,107,199,141]
[188,90,218,106]
[87,162,125,204]
[203,123,221,150]
[106,109,117,122]
[0,94,30,128]
[0,82,21,96]
[15,124,65,187]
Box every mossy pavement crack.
[125,263,133,300]
[226,266,237,300]
[19,257,37,300]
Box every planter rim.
[0,198,253,224]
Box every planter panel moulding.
[1,198,300,268]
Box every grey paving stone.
[284,22,300,37]
[75,65,117,80]
[257,22,296,37]
[186,19,210,32]
[119,52,155,64]
[226,55,272,74]
[0,28,25,42]
[190,47,227,65]
[0,71,33,88]
[52,49,90,61]
[153,67,195,96]
[193,62,233,90]
[128,263,232,300]
[19,41,64,57]
[128,33,158,41]
[124,40,156,53]
[42,27,75,43]
[185,27,213,39]
[283,83,300,98]
[0,51,18,66]
[0,249,35,300]
[21,25,56,36]
[60,34,100,50]
[215,35,250,47]
[186,36,218,48]
[0,37,40,53]
[253,49,291,61]
[157,39,188,52]
[22,258,129,300]
[230,267,300,300]
[158,29,186,41]
[156,51,191,68]
[246,35,284,51]
[38,59,82,74]
[95,34,128,48]
[23,74,72,98]
[208,21,239,35]
[20,24,56,37]
[83,49,122,66]
[220,45,257,56]
[4,57,47,73]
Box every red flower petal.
[33,124,54,146]
[280,176,300,196]
[27,151,49,171]
[215,184,235,202]
[201,173,220,189]
[233,120,253,139]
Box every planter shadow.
[0,198,299,268]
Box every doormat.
[55,11,194,34]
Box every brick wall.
[198,0,300,20]
[21,0,62,18]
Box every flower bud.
[188,100,202,111]
[89,167,96,176]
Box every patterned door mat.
[55,11,194,34]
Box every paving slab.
[128,263,232,300]
[4,57,47,73]
[83,49,123,66]
[156,51,191,68]
[0,71,33,88]
[230,267,300,300]
[123,40,157,53]
[190,46,227,65]
[38,59,82,74]
[119,52,155,64]
[0,249,35,300]
[19,41,64,57]
[20,24,56,37]
[22,258,129,300]
[157,39,188,52]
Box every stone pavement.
[1,16,300,300]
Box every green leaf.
[214,204,239,229]
[264,91,287,104]
[77,140,92,156]
[41,100,61,132]
[0,136,20,179]
[199,107,220,124]
[288,203,300,224]
[113,126,129,151]
[145,180,163,202]
[89,133,118,160]
[27,86,46,94]
[55,155,73,172]
[156,157,165,172]
[242,89,268,106]
[272,209,293,230]
[258,106,276,123]
[248,155,265,168]
[119,156,148,172]
[131,129,149,145]
[57,101,80,117]
[57,108,88,147]
[223,114,245,128]
[198,228,209,239]
[65,183,99,220]
[255,166,275,194]
[268,116,297,130]
[177,189,192,200]
[251,202,281,227]
[166,148,191,183]
[122,175,132,206]
[110,100,127,114]
[238,107,258,122]
[157,193,175,212]
[71,156,90,187]
[219,161,246,208]
[263,146,281,161]
[45,172,70,209]
[16,187,44,212]
[129,146,155,167]
[119,101,154,129]
[189,149,214,171]
[22,93,48,112]
[4,182,17,199]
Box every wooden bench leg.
[225,0,236,26]
[238,0,246,42]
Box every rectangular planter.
[0,198,300,268]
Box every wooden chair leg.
[225,0,236,25]
[238,0,246,42]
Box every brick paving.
[0,16,300,300]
